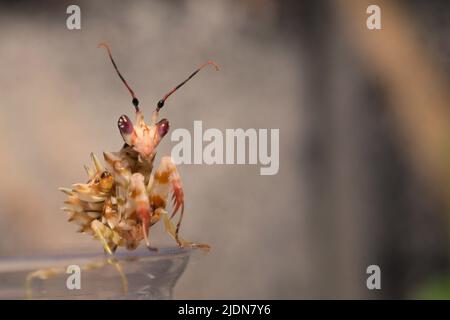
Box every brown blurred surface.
[0,0,449,299]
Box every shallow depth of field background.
[0,0,449,299]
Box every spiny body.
[59,43,217,254]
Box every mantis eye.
[157,118,170,138]
[118,115,134,145]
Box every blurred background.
[0,0,449,299]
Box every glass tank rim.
[0,246,193,273]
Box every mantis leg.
[157,208,210,251]
[149,156,186,247]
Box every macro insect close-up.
[60,43,217,254]
[1,0,450,305]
